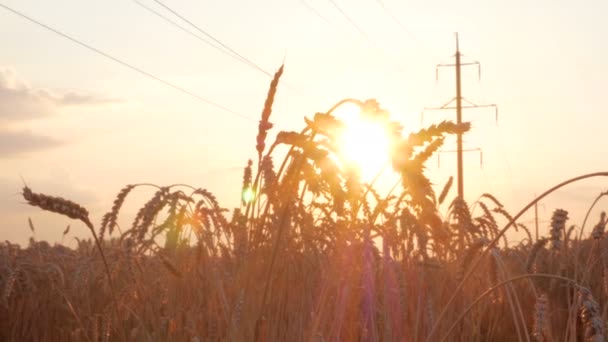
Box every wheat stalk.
[23,186,92,226]
[427,172,608,342]
[526,238,548,273]
[437,176,453,205]
[591,212,607,240]
[21,186,125,340]
[1,266,17,308]
[533,293,549,341]
[256,64,284,161]
[577,287,605,341]
[100,184,136,240]
[549,209,569,252]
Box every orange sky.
[1,0,607,245]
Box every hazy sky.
[1,0,607,246]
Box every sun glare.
[242,187,255,204]
[334,103,392,181]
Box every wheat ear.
[22,186,124,339]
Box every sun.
[333,103,393,181]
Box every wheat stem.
[440,273,583,342]
[426,171,608,342]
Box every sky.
[1,0,607,246]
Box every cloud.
[0,66,122,157]
[58,92,121,106]
[0,129,64,157]
[0,67,121,122]
[0,69,55,121]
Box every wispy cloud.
[0,69,55,121]
[58,92,121,106]
[0,67,121,156]
[0,129,64,157]
[0,67,121,123]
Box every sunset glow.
[2,0,608,340]
[334,103,392,181]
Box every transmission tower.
[422,33,497,200]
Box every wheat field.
[2,66,607,342]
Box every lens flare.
[242,187,255,204]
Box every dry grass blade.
[481,193,504,208]
[27,217,35,234]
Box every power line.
[323,0,408,74]
[132,0,225,54]
[476,72,518,208]
[326,0,374,42]
[373,0,438,57]
[0,2,252,121]
[374,1,416,39]
[150,0,273,78]
[299,0,334,26]
[145,0,317,104]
